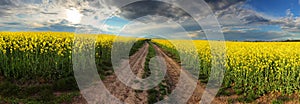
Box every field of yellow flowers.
[0,32,147,103]
[1,32,299,102]
[0,32,137,82]
[152,39,300,100]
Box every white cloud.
[272,9,300,33]
[65,8,83,24]
[187,32,198,38]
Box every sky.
[1,0,300,41]
[246,0,300,17]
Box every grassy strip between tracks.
[143,42,171,104]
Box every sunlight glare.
[65,8,83,24]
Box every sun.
[65,8,83,24]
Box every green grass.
[145,43,171,104]
[0,79,80,103]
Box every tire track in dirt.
[73,43,149,104]
[151,43,225,104]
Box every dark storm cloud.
[0,0,42,7]
[95,0,277,41]
[33,19,76,32]
[0,0,14,6]
[241,14,270,24]
[213,1,271,26]
[2,22,21,25]
[0,0,39,17]
[223,30,294,41]
[119,1,190,22]
[117,1,203,34]
[40,12,58,15]
[34,24,75,32]
[0,8,10,17]
[204,0,245,11]
[117,0,246,20]
[116,0,270,31]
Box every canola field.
[0,32,119,82]
[0,32,299,102]
[0,32,148,103]
[152,39,300,98]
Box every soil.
[152,43,226,104]
[255,92,300,104]
[72,43,149,104]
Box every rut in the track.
[74,43,149,104]
[151,43,225,104]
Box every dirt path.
[73,42,237,104]
[73,42,227,104]
[73,43,149,104]
[151,43,226,104]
